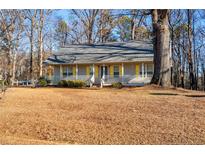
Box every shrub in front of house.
[0,80,8,86]
[67,80,86,88]
[112,82,123,89]
[72,80,86,88]
[38,77,48,87]
[0,80,3,86]
[58,80,86,88]
[58,80,68,87]
[67,80,74,87]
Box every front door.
[101,66,108,78]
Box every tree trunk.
[151,9,171,87]
[39,30,43,77]
[204,72,205,91]
[38,10,44,78]
[11,50,17,86]
[151,10,161,84]
[159,19,171,87]
[187,9,195,90]
[7,48,12,85]
[131,10,136,40]
[30,20,34,83]
[170,27,174,86]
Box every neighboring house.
[44,40,154,86]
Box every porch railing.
[47,74,153,86]
[101,74,153,85]
[48,75,93,85]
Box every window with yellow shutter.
[114,65,119,77]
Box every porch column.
[66,66,68,79]
[122,63,124,83]
[141,63,144,78]
[92,64,95,83]
[102,64,105,80]
[60,65,62,80]
[145,64,147,78]
[76,64,78,80]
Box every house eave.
[44,59,153,66]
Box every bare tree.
[37,9,52,77]
[96,10,115,43]
[0,10,24,84]
[55,18,70,46]
[72,10,99,44]
[151,9,171,87]
[11,11,24,85]
[187,9,196,90]
[24,10,37,83]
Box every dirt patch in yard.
[0,87,205,144]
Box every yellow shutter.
[60,65,63,78]
[119,64,122,76]
[72,66,76,76]
[86,65,90,76]
[136,64,139,78]
[110,65,114,77]
[95,66,98,77]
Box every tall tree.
[24,10,37,82]
[55,19,70,47]
[72,9,99,44]
[37,9,52,77]
[151,9,171,87]
[0,10,24,84]
[187,9,196,90]
[97,10,115,43]
[130,10,145,40]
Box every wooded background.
[0,9,205,90]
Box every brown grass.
[0,86,205,144]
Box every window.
[62,66,67,78]
[62,66,73,77]
[114,65,119,77]
[140,64,144,76]
[147,64,153,75]
[140,64,153,77]
[89,65,93,75]
[67,66,73,76]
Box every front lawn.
[0,87,205,144]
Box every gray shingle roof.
[44,40,154,65]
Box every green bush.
[0,80,8,86]
[37,77,48,87]
[58,80,86,88]
[112,82,123,89]
[38,78,47,87]
[67,80,74,87]
[0,80,3,86]
[72,80,86,88]
[0,80,7,92]
[58,80,68,87]
[47,80,51,84]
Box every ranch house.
[44,40,154,86]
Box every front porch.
[46,62,154,86]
